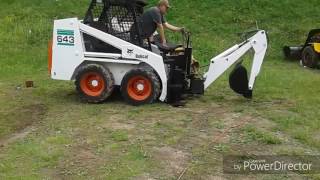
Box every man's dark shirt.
[140,7,166,39]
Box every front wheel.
[121,68,161,106]
[75,64,114,103]
[302,46,319,68]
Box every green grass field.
[1,0,320,179]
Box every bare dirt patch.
[0,103,47,147]
[152,146,191,178]
[8,103,46,131]
[212,114,253,144]
[131,173,155,180]
[58,145,105,178]
[103,118,136,130]
[0,126,35,147]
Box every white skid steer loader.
[48,0,268,105]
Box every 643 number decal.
[57,29,75,46]
[57,35,74,44]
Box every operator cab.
[83,0,147,50]
[83,0,188,58]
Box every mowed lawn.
[0,0,320,179]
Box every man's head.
[157,0,170,14]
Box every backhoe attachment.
[203,30,268,98]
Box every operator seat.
[155,42,181,54]
[151,34,182,54]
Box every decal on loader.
[57,29,75,46]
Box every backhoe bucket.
[229,64,252,98]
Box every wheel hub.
[136,83,144,91]
[127,76,152,101]
[80,72,106,97]
[91,80,99,87]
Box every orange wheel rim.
[127,76,152,101]
[80,72,105,97]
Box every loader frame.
[51,18,169,101]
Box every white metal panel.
[84,52,122,59]
[104,63,137,86]
[151,44,161,55]
[51,18,85,80]
[248,31,268,90]
[83,57,140,65]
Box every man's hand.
[179,27,185,33]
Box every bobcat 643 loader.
[48,0,268,105]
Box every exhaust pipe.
[283,46,303,60]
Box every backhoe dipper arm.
[203,30,268,91]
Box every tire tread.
[121,67,160,106]
[75,64,114,103]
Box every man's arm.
[163,22,183,32]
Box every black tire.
[302,46,319,68]
[75,64,114,103]
[121,68,161,106]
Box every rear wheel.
[75,64,114,103]
[121,68,160,106]
[302,46,319,68]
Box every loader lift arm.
[203,30,268,98]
